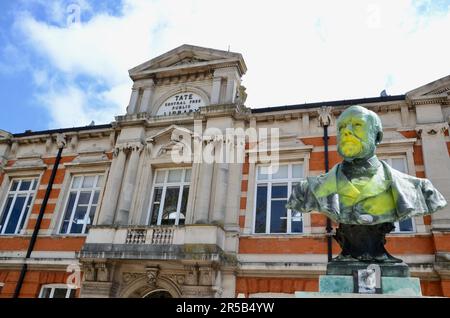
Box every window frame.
[57,174,103,235]
[0,177,38,235]
[379,156,415,234]
[146,167,191,226]
[38,284,77,298]
[253,162,304,235]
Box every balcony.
[78,225,226,261]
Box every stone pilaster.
[126,87,140,115]
[116,143,143,225]
[97,146,127,225]
[416,123,450,230]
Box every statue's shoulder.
[382,161,437,191]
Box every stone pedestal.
[295,275,422,297]
[327,261,410,277]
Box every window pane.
[53,288,68,298]
[155,171,165,184]
[88,202,98,224]
[96,175,103,187]
[78,192,91,205]
[161,187,180,225]
[150,188,162,225]
[291,211,303,233]
[72,176,82,189]
[40,287,52,298]
[92,191,100,205]
[270,200,287,233]
[392,158,406,173]
[257,166,269,180]
[168,170,182,183]
[292,164,303,178]
[399,218,413,232]
[19,196,33,231]
[31,179,37,190]
[69,289,76,298]
[4,196,26,234]
[11,180,19,191]
[70,206,88,234]
[272,165,288,179]
[255,185,267,233]
[82,176,95,188]
[271,184,287,199]
[184,169,192,182]
[0,196,14,232]
[19,180,32,191]
[179,186,189,225]
[61,192,77,234]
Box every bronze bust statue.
[287,105,447,263]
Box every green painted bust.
[287,105,447,225]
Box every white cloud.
[13,0,450,128]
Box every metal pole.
[323,125,333,262]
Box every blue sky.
[0,0,449,134]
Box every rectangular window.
[381,157,415,233]
[39,285,76,298]
[0,178,37,235]
[59,175,103,234]
[148,168,191,226]
[254,163,304,234]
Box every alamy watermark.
[168,120,281,171]
[67,3,81,27]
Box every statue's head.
[337,105,383,161]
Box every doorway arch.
[143,289,173,298]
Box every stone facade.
[0,45,449,298]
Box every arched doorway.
[143,289,173,298]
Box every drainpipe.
[13,134,65,298]
[323,124,333,262]
[318,107,333,262]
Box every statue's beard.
[338,136,376,162]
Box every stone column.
[224,162,243,230]
[224,72,239,104]
[194,139,215,224]
[98,146,127,225]
[126,87,140,115]
[116,143,143,225]
[417,123,450,229]
[139,79,155,113]
[211,162,228,224]
[210,76,222,104]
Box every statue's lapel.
[353,165,392,204]
[336,166,360,205]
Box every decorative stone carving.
[122,272,145,284]
[184,264,199,286]
[145,266,160,287]
[415,123,449,137]
[56,133,66,149]
[317,106,333,127]
[82,262,96,282]
[95,262,111,282]
[198,265,214,286]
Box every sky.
[0,0,449,134]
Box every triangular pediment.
[147,125,193,143]
[129,44,246,79]
[0,129,12,140]
[406,74,450,98]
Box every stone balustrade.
[84,224,225,249]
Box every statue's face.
[337,107,378,161]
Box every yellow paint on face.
[337,113,370,159]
